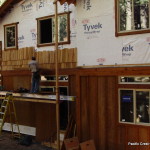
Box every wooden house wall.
[75,75,118,150]
[2,66,150,149]
[73,67,150,150]
[1,70,57,142]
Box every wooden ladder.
[0,92,20,138]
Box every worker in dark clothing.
[28,57,40,93]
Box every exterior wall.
[1,0,150,66]
[0,0,77,51]
[74,67,150,150]
[76,0,150,66]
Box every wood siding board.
[68,75,76,120]
[3,76,13,90]
[3,66,150,148]
[106,77,118,150]
[14,101,36,127]
[126,127,139,150]
[138,127,150,150]
[98,77,107,150]
[88,76,99,147]
[76,75,81,140]
[35,103,56,141]
[80,76,90,141]
[117,126,126,150]
[13,76,31,91]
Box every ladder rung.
[0,93,20,137]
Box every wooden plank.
[80,76,90,141]
[106,77,117,150]
[14,101,36,126]
[80,140,96,150]
[35,103,56,141]
[138,127,150,150]
[126,127,139,150]
[98,77,107,150]
[117,126,126,150]
[13,76,31,91]
[14,97,57,104]
[64,137,79,150]
[76,74,81,140]
[88,77,98,146]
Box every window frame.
[4,22,18,50]
[41,75,68,82]
[119,88,150,126]
[36,12,70,47]
[119,76,150,84]
[115,0,150,37]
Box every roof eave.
[0,0,22,18]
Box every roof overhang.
[0,0,76,18]
[58,0,76,5]
[0,0,22,18]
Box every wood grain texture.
[2,66,150,148]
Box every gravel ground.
[0,132,53,150]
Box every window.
[4,23,18,50]
[41,75,68,82]
[116,0,150,36]
[120,90,134,123]
[37,12,70,47]
[119,89,150,124]
[119,76,150,84]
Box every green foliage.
[119,0,149,31]
[59,15,67,42]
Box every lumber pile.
[2,47,77,71]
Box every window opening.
[119,76,150,84]
[116,0,150,36]
[119,89,150,125]
[4,23,18,50]
[37,12,70,47]
[40,19,53,44]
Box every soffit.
[0,0,76,18]
[0,0,22,18]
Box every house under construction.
[1,0,150,150]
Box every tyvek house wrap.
[0,0,150,66]
[0,0,77,51]
[76,0,150,66]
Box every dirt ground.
[0,132,53,150]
